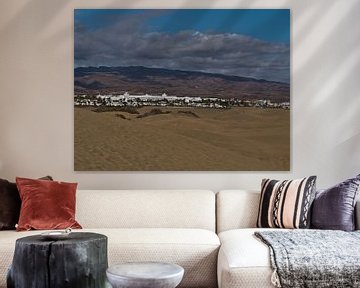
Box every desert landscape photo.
[74,9,290,171]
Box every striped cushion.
[257,176,317,229]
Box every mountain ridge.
[74,66,290,102]
[75,65,287,84]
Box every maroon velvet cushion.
[16,177,82,231]
[0,176,53,230]
[311,174,360,231]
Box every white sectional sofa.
[1,189,359,288]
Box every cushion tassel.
[271,269,281,287]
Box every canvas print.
[74,9,290,171]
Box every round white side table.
[106,262,184,288]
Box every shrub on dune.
[137,108,171,118]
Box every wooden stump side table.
[7,232,108,288]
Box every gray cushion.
[311,174,360,231]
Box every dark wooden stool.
[7,232,108,288]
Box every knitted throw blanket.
[255,230,360,288]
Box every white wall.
[0,0,359,190]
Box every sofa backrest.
[76,190,216,231]
[217,190,360,232]
[216,190,260,233]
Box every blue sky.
[75,9,290,43]
[75,9,290,83]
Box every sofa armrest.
[356,200,360,230]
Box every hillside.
[74,66,290,103]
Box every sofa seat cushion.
[103,228,219,288]
[0,228,219,288]
[218,228,281,288]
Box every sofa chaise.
[216,190,360,288]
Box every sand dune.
[74,107,290,171]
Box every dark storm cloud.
[74,18,290,83]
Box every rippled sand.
[74,107,290,171]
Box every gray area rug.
[255,230,360,288]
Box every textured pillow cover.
[0,179,20,230]
[0,176,53,230]
[257,176,317,229]
[16,177,82,231]
[311,174,360,231]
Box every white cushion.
[216,190,260,233]
[217,228,277,288]
[76,190,216,231]
[0,228,220,288]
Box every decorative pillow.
[257,176,317,229]
[0,176,53,230]
[16,177,82,231]
[311,174,360,231]
[0,179,20,230]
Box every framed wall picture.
[74,9,290,171]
